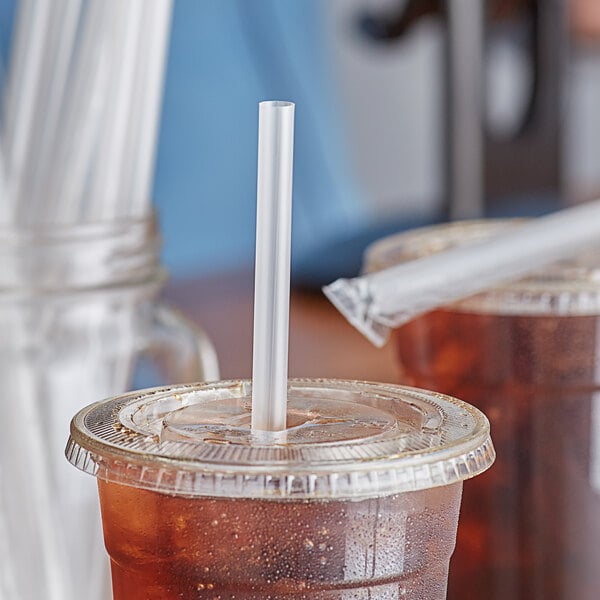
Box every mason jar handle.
[151,302,220,383]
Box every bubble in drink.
[66,379,494,599]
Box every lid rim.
[66,437,495,499]
[66,379,495,499]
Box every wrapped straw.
[251,101,295,432]
[324,199,600,347]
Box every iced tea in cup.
[66,378,493,599]
[365,221,600,600]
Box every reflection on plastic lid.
[66,379,494,499]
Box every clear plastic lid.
[66,379,494,499]
[365,220,600,316]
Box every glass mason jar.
[365,220,600,600]
[0,216,219,600]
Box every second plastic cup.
[66,379,493,599]
[365,221,600,600]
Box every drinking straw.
[2,0,53,191]
[0,483,19,598]
[119,0,174,217]
[324,199,600,347]
[2,318,69,599]
[0,148,9,224]
[251,101,295,432]
[17,0,83,223]
[47,0,113,223]
[0,57,10,225]
[84,0,145,221]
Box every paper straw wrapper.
[324,200,600,347]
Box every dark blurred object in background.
[358,0,567,221]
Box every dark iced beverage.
[66,379,494,599]
[99,480,462,599]
[365,221,600,600]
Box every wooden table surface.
[165,270,398,384]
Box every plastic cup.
[365,221,600,600]
[66,378,494,599]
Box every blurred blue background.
[155,0,371,280]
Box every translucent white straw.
[251,101,295,432]
[18,0,83,223]
[84,0,145,221]
[2,0,53,188]
[324,199,600,347]
[120,0,174,217]
[49,0,113,223]
[0,85,12,227]
[0,148,8,224]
